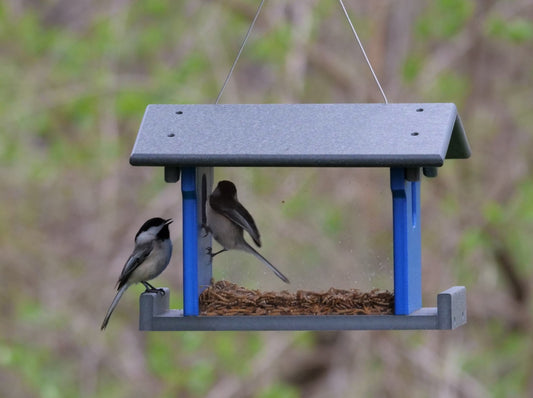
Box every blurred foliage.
[485,16,533,44]
[1,0,533,397]
[415,0,474,39]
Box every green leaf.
[256,383,300,398]
[402,55,424,83]
[486,17,533,43]
[483,201,504,225]
[416,0,474,38]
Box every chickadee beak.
[165,218,173,226]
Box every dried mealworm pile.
[199,280,394,316]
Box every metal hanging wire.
[215,0,388,104]
[215,0,266,104]
[338,0,388,104]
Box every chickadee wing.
[116,241,153,290]
[210,197,261,247]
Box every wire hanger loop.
[215,0,388,104]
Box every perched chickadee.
[101,217,173,330]
[207,180,290,284]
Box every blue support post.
[181,167,199,316]
[390,168,422,314]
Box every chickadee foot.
[201,224,211,238]
[142,281,165,295]
[144,288,166,296]
[143,286,166,296]
[211,248,227,257]
[205,247,227,257]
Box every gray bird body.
[101,218,172,330]
[207,180,290,284]
[118,239,172,286]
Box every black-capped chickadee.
[207,180,290,284]
[101,217,173,330]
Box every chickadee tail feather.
[101,283,130,330]
[242,242,290,284]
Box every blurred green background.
[1,0,533,397]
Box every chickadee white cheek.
[136,231,155,245]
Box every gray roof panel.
[130,103,470,167]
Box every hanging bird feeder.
[129,2,471,331]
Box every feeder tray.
[199,280,394,316]
[139,286,466,331]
